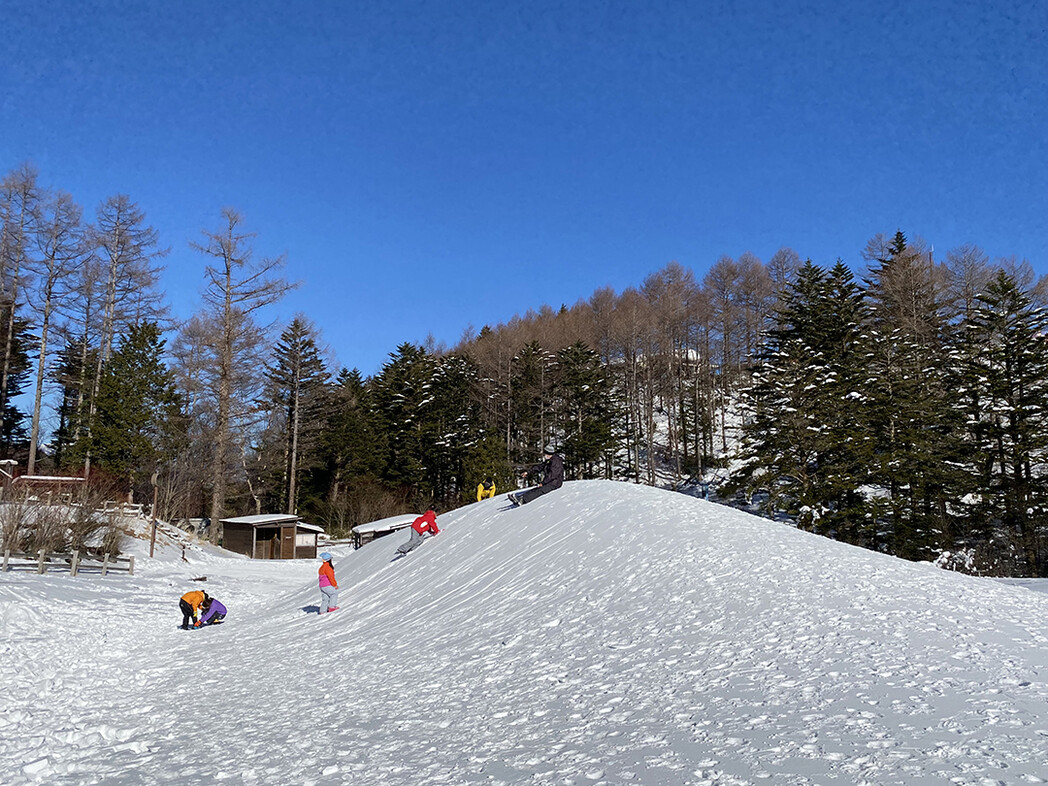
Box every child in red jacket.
[396,510,439,556]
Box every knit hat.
[320,552,332,561]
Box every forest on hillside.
[3,163,1048,576]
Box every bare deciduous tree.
[26,191,86,473]
[0,165,41,446]
[193,208,295,538]
[82,195,167,478]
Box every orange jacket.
[319,562,337,588]
[180,590,206,611]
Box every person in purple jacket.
[195,597,227,627]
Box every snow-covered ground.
[2,480,1048,785]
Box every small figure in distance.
[318,552,339,614]
[477,476,496,501]
[507,445,564,506]
[396,510,440,556]
[195,597,227,627]
[179,590,209,630]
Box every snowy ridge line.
[2,479,1048,785]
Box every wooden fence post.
[101,553,110,577]
[71,550,79,577]
[37,549,46,575]
[128,555,135,576]
[2,549,9,572]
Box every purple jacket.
[199,599,227,624]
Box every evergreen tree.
[509,341,554,463]
[958,272,1048,575]
[0,304,32,457]
[730,261,871,543]
[422,353,488,504]
[553,341,614,477]
[265,317,330,515]
[370,343,435,492]
[49,336,97,470]
[322,368,384,495]
[863,231,962,558]
[90,322,183,496]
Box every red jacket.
[411,510,439,536]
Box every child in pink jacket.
[318,553,339,613]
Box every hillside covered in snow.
[2,480,1048,785]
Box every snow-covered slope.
[2,480,1047,785]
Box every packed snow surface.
[2,480,1048,785]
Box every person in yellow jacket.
[477,476,496,501]
[179,590,209,630]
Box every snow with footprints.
[2,480,1048,785]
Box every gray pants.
[519,482,557,504]
[396,528,424,555]
[320,585,338,612]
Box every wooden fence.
[1,548,134,576]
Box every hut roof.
[221,514,323,533]
[351,514,419,535]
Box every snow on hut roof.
[221,514,300,525]
[220,514,325,533]
[351,514,419,535]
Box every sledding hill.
[2,480,1048,785]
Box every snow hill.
[2,481,1048,786]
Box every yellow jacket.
[477,481,496,501]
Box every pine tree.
[422,353,488,503]
[0,305,31,456]
[49,337,97,470]
[265,317,330,515]
[863,231,962,558]
[322,367,384,508]
[90,322,183,496]
[958,272,1048,575]
[730,261,871,543]
[553,341,614,477]
[509,340,554,464]
[370,343,435,491]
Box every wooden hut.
[220,514,323,559]
[351,514,418,550]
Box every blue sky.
[3,0,1046,376]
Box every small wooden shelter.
[220,514,323,560]
[351,514,419,550]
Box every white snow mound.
[2,479,1047,785]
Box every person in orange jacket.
[476,476,496,501]
[179,590,209,630]
[318,553,339,613]
[396,510,440,556]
